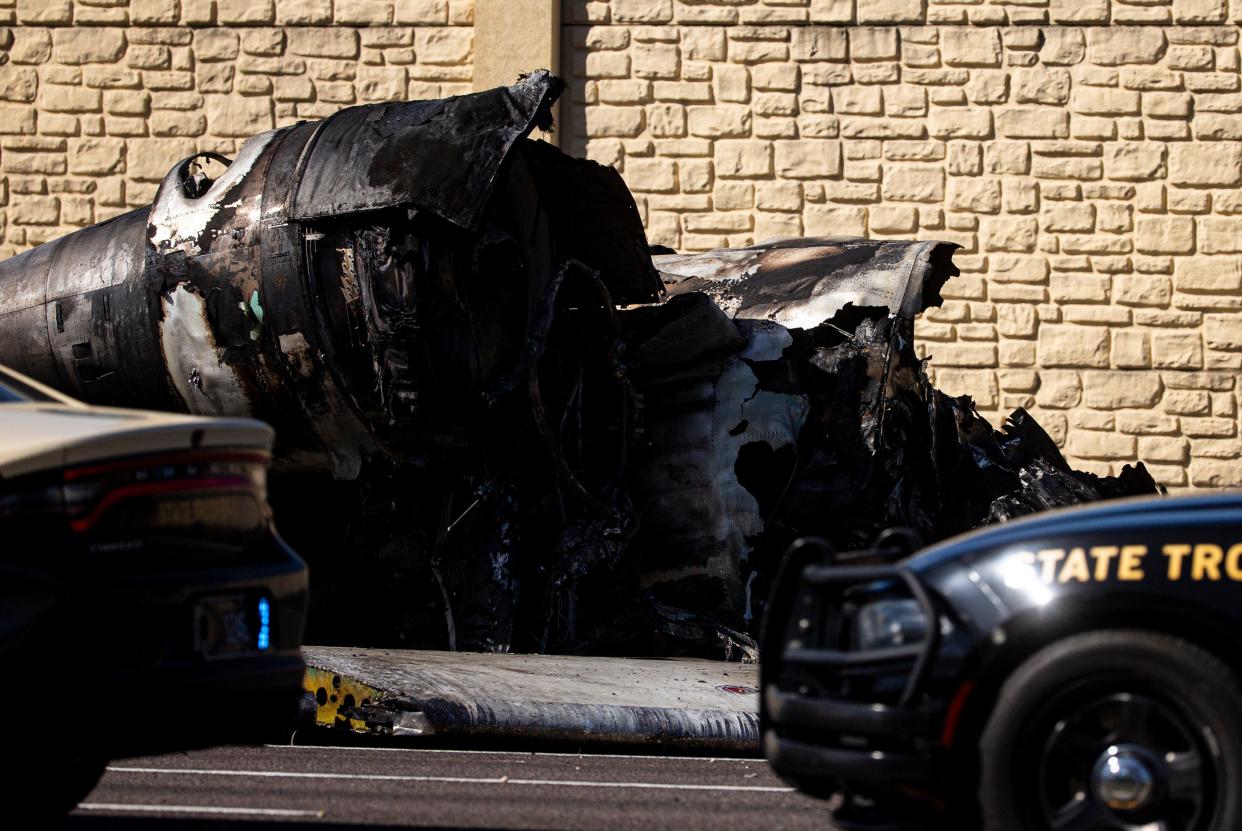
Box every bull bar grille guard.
[761,537,947,788]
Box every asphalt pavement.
[61,744,834,830]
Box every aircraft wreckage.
[0,71,1158,658]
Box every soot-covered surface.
[0,72,1159,660]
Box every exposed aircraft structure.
[0,73,1159,658]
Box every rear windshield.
[0,370,58,403]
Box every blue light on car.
[257,596,271,651]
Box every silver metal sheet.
[655,236,959,329]
[302,646,760,752]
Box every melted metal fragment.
[656,236,959,328]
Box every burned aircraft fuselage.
[0,73,1159,658]
[0,73,656,482]
[0,72,685,655]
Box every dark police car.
[0,364,308,821]
[763,492,1242,831]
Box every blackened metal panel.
[260,119,383,477]
[158,254,262,417]
[289,71,563,229]
[0,240,61,386]
[105,277,184,412]
[656,237,960,329]
[45,208,148,298]
[148,129,285,261]
[43,209,161,406]
[0,242,54,316]
[627,305,807,627]
[147,128,289,422]
[43,291,98,400]
[518,139,663,305]
[0,306,61,389]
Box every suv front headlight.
[853,598,929,651]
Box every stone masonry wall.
[564,2,1242,489]
[0,0,474,249]
[1,0,1240,489]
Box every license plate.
[193,594,255,658]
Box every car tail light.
[61,450,270,536]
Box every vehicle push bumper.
[761,538,950,797]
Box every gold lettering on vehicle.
[1009,542,1242,584]
[1192,544,1223,580]
[1118,545,1146,581]
[1089,546,1118,580]
[1163,544,1191,580]
[1037,549,1065,582]
[1058,548,1090,583]
[1227,544,1242,580]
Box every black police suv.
[763,492,1242,831]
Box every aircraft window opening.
[181,152,233,199]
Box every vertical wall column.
[473,0,561,144]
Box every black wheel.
[978,630,1242,831]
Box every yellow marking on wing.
[303,666,382,732]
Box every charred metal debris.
[0,72,1159,658]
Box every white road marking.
[265,743,761,763]
[79,803,324,818]
[107,766,793,793]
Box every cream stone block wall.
[0,0,475,250]
[563,4,1242,489]
[0,0,1239,489]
